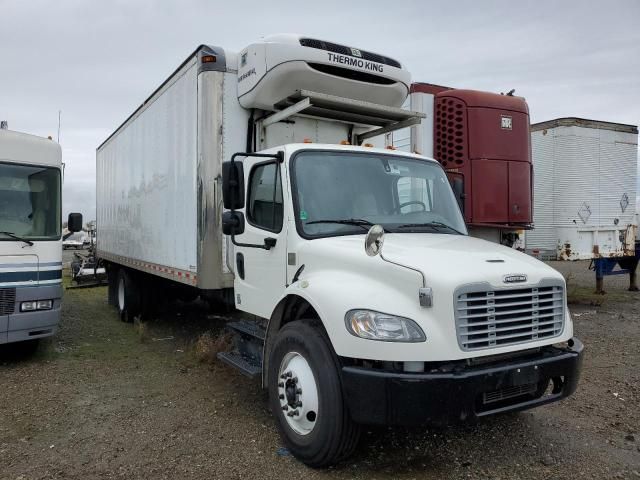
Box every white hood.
[295,233,570,362]
[301,233,562,289]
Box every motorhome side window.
[247,162,283,232]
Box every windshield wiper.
[0,231,34,246]
[395,221,464,235]
[305,218,376,231]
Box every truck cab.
[221,142,582,466]
[219,36,582,466]
[0,127,81,348]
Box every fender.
[261,264,418,387]
[262,285,327,388]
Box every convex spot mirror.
[449,174,465,214]
[222,161,245,210]
[222,211,245,236]
[67,213,83,233]
[365,224,385,257]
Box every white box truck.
[0,126,82,348]
[96,34,583,467]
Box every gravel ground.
[1,260,639,479]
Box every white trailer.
[0,127,82,348]
[96,34,583,467]
[527,117,638,260]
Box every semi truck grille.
[299,38,402,68]
[455,283,564,351]
[0,288,16,315]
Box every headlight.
[21,301,37,312]
[21,300,53,312]
[37,300,53,310]
[345,309,426,342]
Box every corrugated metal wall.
[553,127,600,228]
[528,129,556,253]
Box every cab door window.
[247,162,283,232]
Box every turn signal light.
[202,55,217,63]
[303,138,313,143]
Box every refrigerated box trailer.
[96,34,583,467]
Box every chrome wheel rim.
[117,277,125,311]
[277,351,319,435]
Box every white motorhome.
[96,34,583,467]
[0,127,81,348]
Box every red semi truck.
[400,83,533,247]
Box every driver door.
[233,157,287,318]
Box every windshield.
[291,151,467,238]
[0,162,61,241]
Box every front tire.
[268,320,360,467]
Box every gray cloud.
[1,0,638,219]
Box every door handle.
[236,253,245,279]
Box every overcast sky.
[1,0,639,220]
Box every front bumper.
[341,338,583,426]
[0,284,62,344]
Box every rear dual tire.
[268,320,360,467]
[116,269,140,323]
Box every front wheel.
[268,320,360,467]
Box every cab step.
[227,320,266,342]
[217,319,265,378]
[217,351,262,378]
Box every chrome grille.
[455,283,564,351]
[0,288,16,315]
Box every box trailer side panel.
[526,129,557,256]
[527,119,638,260]
[97,58,199,279]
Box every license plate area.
[477,365,544,410]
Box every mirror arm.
[231,234,276,251]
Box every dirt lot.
[1,260,639,479]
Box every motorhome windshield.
[291,151,467,238]
[0,162,61,241]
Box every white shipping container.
[526,118,638,260]
[96,46,247,290]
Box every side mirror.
[222,161,245,210]
[364,224,385,257]
[222,211,245,236]
[450,176,465,214]
[67,213,83,233]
